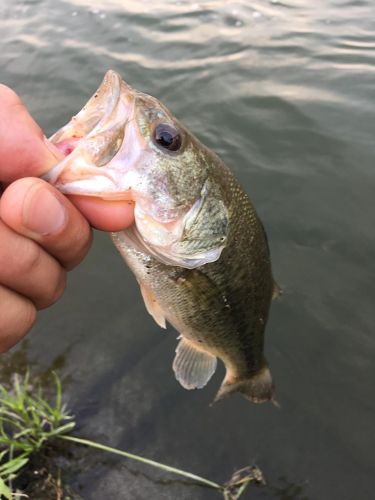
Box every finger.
[0,178,93,270]
[68,195,135,231]
[0,285,36,353]
[0,221,66,310]
[0,85,63,182]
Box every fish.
[44,70,278,403]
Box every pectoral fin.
[139,284,166,329]
[172,337,217,390]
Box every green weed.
[0,373,264,499]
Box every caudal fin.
[214,364,276,404]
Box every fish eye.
[153,123,182,152]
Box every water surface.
[1,1,374,498]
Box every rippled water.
[1,0,375,498]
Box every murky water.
[1,0,375,498]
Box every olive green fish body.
[45,71,276,403]
[112,149,275,402]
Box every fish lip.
[49,70,123,146]
[43,70,137,194]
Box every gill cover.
[122,178,229,269]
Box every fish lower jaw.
[44,161,137,200]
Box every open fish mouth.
[43,70,138,200]
[44,70,229,269]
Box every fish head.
[45,70,229,268]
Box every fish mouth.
[43,70,138,199]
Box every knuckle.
[19,240,42,275]
[37,269,67,310]
[0,293,36,353]
[52,269,67,303]
[64,224,93,270]
[22,302,37,335]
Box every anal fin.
[140,284,166,329]
[172,337,217,390]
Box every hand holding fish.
[0,84,134,351]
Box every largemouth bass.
[45,70,277,403]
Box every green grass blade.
[0,477,12,500]
[53,372,62,414]
[45,422,76,438]
[0,455,29,476]
[59,435,221,490]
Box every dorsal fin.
[172,337,217,390]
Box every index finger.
[0,84,62,182]
[0,85,135,231]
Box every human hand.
[0,85,135,352]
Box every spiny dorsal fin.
[173,338,217,390]
[139,283,166,329]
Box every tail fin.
[214,364,276,405]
